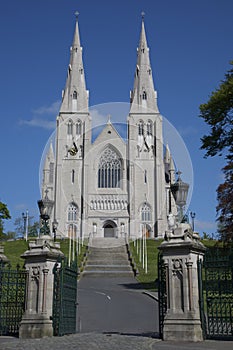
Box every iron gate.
[53,258,78,336]
[0,263,27,336]
[200,246,233,339]
[158,252,167,339]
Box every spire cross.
[107,114,111,124]
[75,11,79,20]
[141,11,145,21]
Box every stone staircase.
[82,238,134,277]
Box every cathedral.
[42,14,179,240]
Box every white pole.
[72,223,75,262]
[139,231,142,263]
[68,227,71,267]
[145,225,148,274]
[76,226,79,257]
[25,210,29,241]
[142,225,145,269]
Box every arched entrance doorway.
[103,220,117,238]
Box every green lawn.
[1,238,88,269]
[129,239,163,291]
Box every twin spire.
[60,13,158,114]
[60,13,89,113]
[130,17,159,113]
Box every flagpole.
[72,223,75,262]
[145,224,148,274]
[68,226,71,267]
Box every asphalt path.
[77,276,159,336]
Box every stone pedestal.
[19,235,64,338]
[159,224,206,342]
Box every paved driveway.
[77,276,159,336]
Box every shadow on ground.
[103,331,160,339]
[119,279,158,291]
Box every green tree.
[199,61,233,241]
[0,201,11,240]
[28,221,39,237]
[14,216,39,238]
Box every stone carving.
[167,213,177,229]
[90,195,127,211]
[31,266,40,281]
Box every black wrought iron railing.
[0,262,27,336]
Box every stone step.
[85,264,132,271]
[87,254,128,261]
[89,247,127,253]
[81,237,134,278]
[86,261,130,266]
[89,238,127,249]
[82,270,134,277]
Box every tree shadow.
[103,331,160,339]
[119,279,159,291]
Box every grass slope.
[1,239,88,269]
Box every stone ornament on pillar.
[159,223,206,342]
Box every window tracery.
[138,120,144,136]
[141,203,152,222]
[67,203,78,222]
[98,147,122,188]
[142,91,147,100]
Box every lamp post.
[52,220,58,242]
[22,210,29,241]
[171,171,189,223]
[37,190,54,236]
[190,211,196,231]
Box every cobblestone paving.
[1,334,233,350]
[0,333,158,350]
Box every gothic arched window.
[67,203,78,222]
[67,120,73,136]
[138,120,144,136]
[142,91,147,100]
[76,120,82,135]
[147,120,153,135]
[141,203,152,222]
[98,147,122,188]
[73,91,77,100]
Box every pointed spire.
[164,143,171,164]
[60,12,89,113]
[130,15,159,114]
[169,157,176,184]
[44,142,55,169]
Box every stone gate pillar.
[159,223,206,342]
[19,235,64,338]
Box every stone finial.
[0,244,9,264]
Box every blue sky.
[0,0,232,236]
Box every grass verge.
[129,239,163,292]
[1,238,88,269]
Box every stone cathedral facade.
[42,16,178,240]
